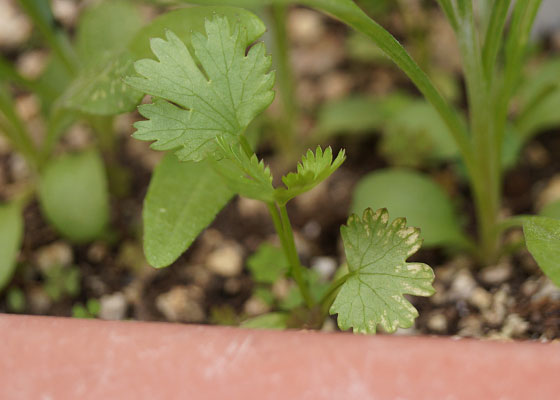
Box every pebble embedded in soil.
[447,268,477,301]
[482,285,511,326]
[35,242,74,273]
[99,293,128,321]
[479,261,513,285]
[156,285,206,323]
[311,257,337,281]
[469,287,493,310]
[51,0,79,27]
[288,8,325,45]
[427,313,448,333]
[243,295,271,317]
[536,174,560,209]
[0,0,32,49]
[205,242,244,277]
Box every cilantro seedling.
[127,15,435,333]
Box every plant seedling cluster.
[126,15,435,333]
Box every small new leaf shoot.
[275,146,346,205]
[125,17,275,161]
[331,208,435,334]
[211,136,275,202]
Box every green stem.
[482,0,512,81]
[18,0,78,75]
[0,92,40,169]
[453,1,501,263]
[301,0,476,182]
[269,4,299,159]
[318,272,348,316]
[267,203,313,308]
[278,204,313,307]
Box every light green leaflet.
[331,208,435,334]
[126,17,275,161]
[276,146,346,205]
[211,137,275,202]
[212,141,345,204]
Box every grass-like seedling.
[297,0,560,287]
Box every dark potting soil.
[1,4,559,341]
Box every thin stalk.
[0,93,40,168]
[482,0,512,81]
[269,4,299,159]
[453,1,501,262]
[301,0,476,183]
[436,0,459,31]
[267,203,313,307]
[318,273,348,316]
[278,204,313,307]
[0,55,51,99]
[18,0,78,75]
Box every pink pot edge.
[1,313,559,399]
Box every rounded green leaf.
[351,169,467,247]
[143,154,234,268]
[523,216,560,287]
[0,203,23,292]
[75,0,144,65]
[39,150,109,243]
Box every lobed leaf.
[275,146,346,204]
[330,208,435,334]
[126,17,275,161]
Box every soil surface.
[1,1,559,341]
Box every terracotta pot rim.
[1,314,559,399]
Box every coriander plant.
[127,13,435,333]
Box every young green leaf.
[60,52,143,115]
[523,216,560,287]
[330,208,435,334]
[75,0,144,66]
[59,0,144,116]
[275,146,346,205]
[211,137,275,202]
[38,150,109,243]
[143,153,234,268]
[0,203,23,292]
[126,16,275,161]
[247,243,288,284]
[352,169,468,248]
